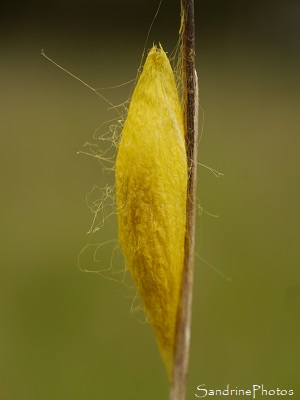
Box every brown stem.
[169,0,198,399]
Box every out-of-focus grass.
[1,1,300,399]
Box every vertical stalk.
[169,0,198,399]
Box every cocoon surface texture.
[115,45,187,379]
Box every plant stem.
[169,0,198,399]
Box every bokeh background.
[1,1,300,399]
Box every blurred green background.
[1,1,299,399]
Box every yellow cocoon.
[115,45,187,379]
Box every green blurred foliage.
[1,1,299,399]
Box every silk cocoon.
[115,45,187,379]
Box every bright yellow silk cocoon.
[115,45,187,379]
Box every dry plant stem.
[169,0,198,399]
